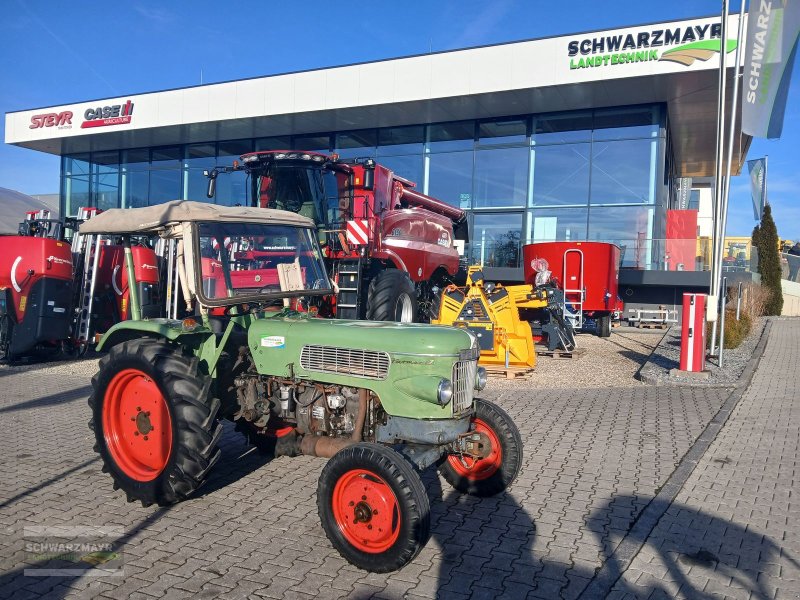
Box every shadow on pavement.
[584,494,800,600]
[0,385,93,415]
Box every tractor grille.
[452,358,478,414]
[300,345,390,380]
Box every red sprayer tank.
[0,236,75,357]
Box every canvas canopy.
[78,200,314,235]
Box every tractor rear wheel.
[439,398,522,497]
[318,442,430,572]
[366,270,418,323]
[88,338,222,507]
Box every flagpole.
[764,154,768,206]
[709,0,730,358]
[716,0,747,367]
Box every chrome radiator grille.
[300,345,390,380]
[452,358,477,414]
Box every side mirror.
[362,159,375,191]
[204,169,217,198]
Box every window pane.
[186,169,210,201]
[474,147,528,208]
[64,154,90,177]
[149,169,181,204]
[378,125,424,155]
[588,206,653,267]
[532,144,590,207]
[293,134,331,153]
[528,208,588,242]
[336,130,377,149]
[218,140,253,166]
[64,176,90,214]
[122,149,149,171]
[185,143,216,169]
[427,151,473,208]
[469,213,522,267]
[213,172,248,206]
[255,136,291,151]
[93,158,119,210]
[123,170,149,208]
[427,122,474,152]
[151,146,182,169]
[478,119,527,145]
[593,107,658,140]
[590,139,655,205]
[534,113,592,144]
[92,151,119,168]
[379,155,423,185]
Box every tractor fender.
[96,319,214,352]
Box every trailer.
[522,241,624,337]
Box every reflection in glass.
[427,152,473,208]
[93,157,119,211]
[123,171,149,208]
[151,147,181,168]
[427,122,474,152]
[378,154,423,185]
[255,136,292,151]
[470,213,523,267]
[534,113,592,144]
[587,206,653,268]
[532,144,590,207]
[218,140,253,166]
[527,207,588,242]
[121,149,149,171]
[184,144,216,169]
[474,147,528,208]
[593,107,657,140]
[378,125,424,155]
[292,135,331,153]
[590,139,655,205]
[149,170,181,205]
[478,119,527,145]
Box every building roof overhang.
[4,14,750,178]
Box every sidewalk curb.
[579,319,773,600]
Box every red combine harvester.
[205,151,467,322]
[522,241,624,338]
[0,208,163,361]
[0,211,74,359]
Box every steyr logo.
[81,100,134,129]
[567,22,736,70]
[29,112,73,129]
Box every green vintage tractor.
[83,201,522,572]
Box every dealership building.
[4,14,749,309]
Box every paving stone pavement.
[0,351,736,599]
[606,318,800,600]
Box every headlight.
[474,367,487,391]
[437,379,453,406]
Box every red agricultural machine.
[0,208,162,361]
[522,241,624,338]
[206,151,467,322]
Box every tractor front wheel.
[598,314,612,338]
[366,270,418,323]
[439,398,522,497]
[88,338,222,507]
[318,442,430,572]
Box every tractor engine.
[231,360,372,456]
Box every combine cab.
[206,152,468,322]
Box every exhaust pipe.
[300,388,369,458]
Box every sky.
[0,0,797,239]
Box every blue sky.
[0,0,797,239]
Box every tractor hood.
[248,316,475,363]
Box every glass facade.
[61,104,668,268]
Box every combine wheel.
[439,398,522,497]
[88,338,222,507]
[366,270,418,323]
[318,442,430,572]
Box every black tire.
[88,338,222,507]
[318,442,431,572]
[438,398,522,497]
[598,314,612,338]
[366,270,418,323]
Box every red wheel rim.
[331,469,401,554]
[447,417,502,481]
[102,368,173,482]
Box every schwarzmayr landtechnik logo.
[568,22,737,69]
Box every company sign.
[568,22,736,70]
[81,100,134,129]
[29,111,73,129]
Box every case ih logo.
[29,112,73,129]
[81,100,134,129]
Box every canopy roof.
[78,200,313,234]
